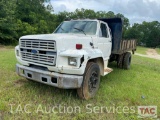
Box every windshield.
[54,21,97,35]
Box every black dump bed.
[98,18,136,54]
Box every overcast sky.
[50,0,160,25]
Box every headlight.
[68,57,77,66]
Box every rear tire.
[123,52,132,69]
[117,54,124,69]
[77,62,100,100]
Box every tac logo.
[138,106,157,118]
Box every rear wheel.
[77,62,100,100]
[117,54,124,69]
[123,52,132,69]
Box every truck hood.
[20,33,94,51]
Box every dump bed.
[98,18,136,54]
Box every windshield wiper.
[74,27,86,35]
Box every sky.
[50,0,160,25]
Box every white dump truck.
[15,18,136,100]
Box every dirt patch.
[0,111,4,120]
[0,45,15,50]
[0,45,6,50]
[146,49,159,56]
[14,79,28,87]
[135,48,160,60]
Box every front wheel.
[77,62,100,100]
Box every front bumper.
[16,64,83,89]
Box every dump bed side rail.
[112,39,136,54]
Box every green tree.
[0,0,17,44]
[125,21,160,47]
[15,0,55,36]
[0,0,55,45]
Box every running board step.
[104,68,113,76]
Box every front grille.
[20,39,56,66]
[20,39,56,50]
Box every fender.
[59,48,104,62]
[59,48,105,75]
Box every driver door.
[98,22,112,59]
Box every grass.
[136,46,160,55]
[0,47,160,120]
[136,46,148,55]
[155,48,160,54]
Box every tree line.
[0,0,160,47]
[124,21,160,48]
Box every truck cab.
[54,19,112,59]
[15,18,136,100]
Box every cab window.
[100,23,108,38]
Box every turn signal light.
[76,44,82,49]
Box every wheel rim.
[88,71,99,93]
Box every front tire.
[77,62,100,100]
